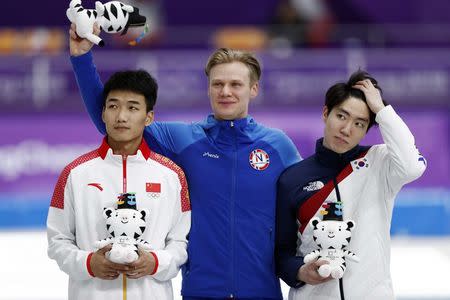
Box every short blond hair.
[205,48,261,84]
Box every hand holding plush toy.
[304,202,359,279]
[66,0,147,47]
[94,193,152,264]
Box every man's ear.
[250,82,259,99]
[102,106,106,124]
[145,111,154,126]
[322,106,329,123]
[207,79,212,98]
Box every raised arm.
[69,24,186,160]
[69,23,106,134]
[353,80,426,192]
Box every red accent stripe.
[297,150,369,233]
[298,164,353,233]
[86,252,95,277]
[138,139,151,160]
[149,152,191,212]
[50,150,100,209]
[122,155,127,193]
[98,137,110,160]
[150,252,159,275]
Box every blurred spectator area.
[1,0,450,53]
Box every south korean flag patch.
[352,157,369,170]
[249,149,270,171]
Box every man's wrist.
[86,252,95,277]
[149,252,158,275]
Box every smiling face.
[322,97,370,154]
[102,89,153,153]
[208,62,258,120]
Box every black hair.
[325,70,388,130]
[103,70,158,112]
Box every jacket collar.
[199,114,255,130]
[98,136,151,160]
[315,137,364,169]
[198,114,256,146]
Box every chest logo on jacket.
[203,151,220,159]
[249,149,270,171]
[303,181,324,192]
[87,182,103,191]
[146,182,161,198]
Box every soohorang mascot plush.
[304,202,360,279]
[95,193,151,264]
[66,0,146,47]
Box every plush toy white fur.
[304,217,360,279]
[66,0,146,47]
[95,203,151,264]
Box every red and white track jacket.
[47,138,191,300]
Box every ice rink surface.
[2,230,449,300]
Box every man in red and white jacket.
[47,70,191,300]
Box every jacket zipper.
[332,177,345,300]
[230,120,237,298]
[122,155,128,300]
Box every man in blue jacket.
[69,25,300,299]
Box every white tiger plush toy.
[95,193,151,264]
[304,202,359,279]
[66,0,146,47]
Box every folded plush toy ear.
[66,8,75,23]
[310,217,320,229]
[139,208,150,221]
[95,1,105,17]
[103,207,114,219]
[121,4,134,13]
[346,220,355,230]
[70,0,81,9]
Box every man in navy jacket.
[276,70,426,299]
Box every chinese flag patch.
[146,182,161,193]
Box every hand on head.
[352,79,385,114]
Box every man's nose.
[220,84,232,96]
[116,108,128,122]
[340,121,352,136]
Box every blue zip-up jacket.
[71,51,301,299]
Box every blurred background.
[1,0,449,299]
